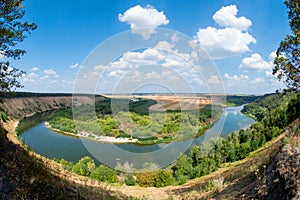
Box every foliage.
[170,93,300,185]
[72,156,95,176]
[154,169,174,187]
[0,0,37,96]
[90,165,118,183]
[59,158,74,171]
[124,174,136,186]
[47,98,218,143]
[273,0,300,92]
[0,109,9,122]
[136,171,158,187]
[211,177,226,193]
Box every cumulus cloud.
[118,5,169,39]
[28,72,38,78]
[144,71,161,80]
[250,77,265,84]
[196,5,256,59]
[69,63,79,69]
[43,69,57,75]
[239,53,273,71]
[224,73,249,81]
[207,75,221,84]
[213,5,252,30]
[268,51,277,61]
[155,41,174,50]
[40,75,49,80]
[197,27,256,59]
[108,70,126,78]
[31,67,39,71]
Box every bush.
[0,111,9,122]
[136,171,157,187]
[155,170,174,187]
[90,165,118,183]
[60,158,73,171]
[72,156,95,176]
[124,174,135,186]
[175,174,189,185]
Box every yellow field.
[104,94,212,111]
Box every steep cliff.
[0,94,105,119]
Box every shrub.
[90,165,118,183]
[60,158,73,171]
[72,156,95,176]
[155,170,174,187]
[124,174,135,186]
[0,111,9,122]
[211,177,226,193]
[136,171,157,187]
[175,174,189,185]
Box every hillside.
[0,92,299,199]
[0,94,106,119]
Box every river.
[19,105,254,169]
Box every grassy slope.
[0,122,137,200]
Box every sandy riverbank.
[44,122,138,144]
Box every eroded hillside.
[0,95,105,119]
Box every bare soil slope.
[0,95,105,119]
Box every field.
[104,94,212,111]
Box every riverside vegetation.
[47,98,222,144]
[49,93,299,188]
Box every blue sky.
[13,0,289,94]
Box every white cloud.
[213,5,252,31]
[108,70,126,78]
[28,72,38,78]
[207,75,221,84]
[250,77,265,84]
[161,70,179,80]
[40,75,49,80]
[155,41,174,50]
[93,65,106,71]
[195,5,256,59]
[239,53,273,71]
[171,33,179,42]
[196,27,256,59]
[43,69,57,75]
[118,5,169,39]
[268,51,276,61]
[144,71,161,80]
[31,67,39,71]
[69,63,79,69]
[224,73,248,81]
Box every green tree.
[72,156,95,176]
[0,0,37,96]
[124,173,135,186]
[154,169,174,187]
[273,0,300,92]
[90,165,118,183]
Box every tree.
[154,169,174,187]
[72,156,95,176]
[273,0,299,92]
[90,165,118,183]
[0,0,37,96]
